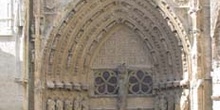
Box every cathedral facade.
[1,0,220,110]
[27,0,211,109]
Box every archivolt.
[43,0,190,83]
[213,10,220,61]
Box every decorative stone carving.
[81,84,89,91]
[81,97,88,110]
[154,80,186,90]
[167,91,176,110]
[41,0,189,110]
[46,98,89,110]
[47,99,56,110]
[154,96,160,110]
[74,94,82,110]
[94,68,153,96]
[43,0,188,80]
[56,99,64,110]
[73,83,81,91]
[49,50,55,64]
[174,90,181,110]
[66,53,73,68]
[47,81,55,89]
[64,99,73,110]
[180,90,189,110]
[64,82,72,90]
[31,50,35,63]
[56,81,64,89]
[46,80,89,92]
[117,64,128,110]
[160,94,168,110]
[155,92,170,110]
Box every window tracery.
[94,69,153,96]
[128,70,153,95]
[94,70,119,95]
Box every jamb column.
[34,0,43,109]
[190,0,212,110]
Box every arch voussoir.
[43,0,190,92]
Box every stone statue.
[117,63,128,110]
[74,94,82,110]
[56,99,64,110]
[81,97,89,110]
[64,99,73,110]
[154,96,160,110]
[168,93,175,110]
[175,91,181,110]
[181,90,189,110]
[160,95,168,110]
[47,99,55,110]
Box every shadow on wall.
[0,48,23,110]
[0,48,16,75]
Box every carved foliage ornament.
[46,96,88,110]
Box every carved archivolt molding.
[43,0,190,81]
[213,10,220,64]
[31,1,194,110]
[41,2,191,109]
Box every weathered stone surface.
[0,43,23,110]
[35,0,189,110]
[2,0,220,110]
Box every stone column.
[34,0,43,109]
[25,0,35,109]
[190,0,212,110]
[117,64,128,110]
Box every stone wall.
[0,0,218,110]
[0,0,24,109]
[211,0,220,109]
[0,37,23,110]
[211,0,220,35]
[38,0,76,49]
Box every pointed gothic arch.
[38,0,191,109]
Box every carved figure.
[81,97,88,110]
[49,50,55,64]
[160,95,168,110]
[117,63,128,110]
[31,50,35,62]
[74,94,82,110]
[47,99,56,110]
[154,96,160,110]
[56,99,64,110]
[181,90,189,110]
[168,93,175,110]
[64,99,73,110]
[175,91,181,110]
[67,53,72,67]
